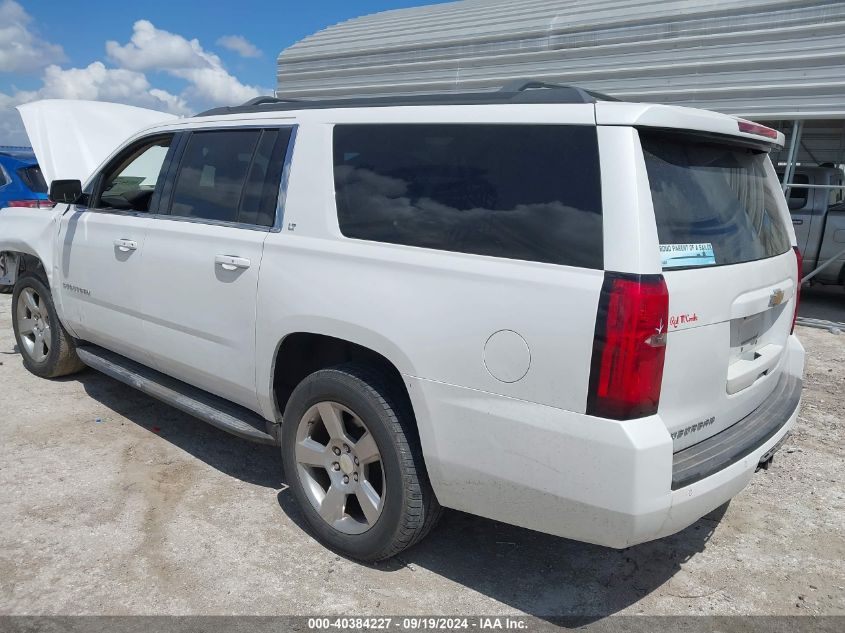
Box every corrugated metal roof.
[277,0,845,121]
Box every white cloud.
[37,63,187,111]
[106,20,213,71]
[1,19,268,144]
[217,35,262,58]
[107,20,265,105]
[0,62,191,143]
[0,0,65,72]
[173,66,262,104]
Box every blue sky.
[0,0,453,143]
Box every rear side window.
[333,124,603,269]
[642,134,791,269]
[17,164,48,194]
[170,130,260,224]
[169,129,290,227]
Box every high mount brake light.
[792,246,802,334]
[587,273,669,420]
[737,120,779,140]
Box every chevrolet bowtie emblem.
[769,288,785,307]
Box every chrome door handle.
[215,254,251,271]
[792,219,804,225]
[114,239,138,252]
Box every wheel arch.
[270,329,417,423]
[0,251,49,287]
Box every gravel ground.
[0,292,843,618]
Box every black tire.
[11,272,86,378]
[282,363,441,561]
[0,285,11,294]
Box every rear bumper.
[672,371,801,489]
[408,334,804,548]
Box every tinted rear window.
[17,164,47,193]
[642,134,791,269]
[333,124,603,269]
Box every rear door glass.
[170,130,260,224]
[641,134,791,269]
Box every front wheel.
[282,363,441,561]
[11,273,85,378]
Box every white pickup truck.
[0,85,804,561]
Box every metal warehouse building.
[276,0,845,169]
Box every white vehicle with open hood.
[0,82,804,561]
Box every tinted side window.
[0,167,8,187]
[333,124,603,269]
[170,130,260,223]
[17,165,48,193]
[239,128,292,227]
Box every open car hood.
[17,99,178,185]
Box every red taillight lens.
[7,199,54,209]
[791,246,802,334]
[587,273,669,420]
[737,120,779,140]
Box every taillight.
[791,246,802,334]
[737,120,779,140]
[6,199,54,209]
[587,273,669,420]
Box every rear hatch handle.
[726,343,783,394]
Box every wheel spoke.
[356,481,382,525]
[317,402,346,440]
[18,318,35,335]
[41,325,51,351]
[296,438,328,467]
[354,432,380,465]
[32,330,46,362]
[318,485,347,523]
[23,289,39,315]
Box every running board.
[76,345,278,445]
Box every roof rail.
[240,96,302,107]
[500,79,568,92]
[195,79,617,117]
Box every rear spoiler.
[595,102,785,149]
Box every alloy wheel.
[294,401,386,535]
[16,287,51,363]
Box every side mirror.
[49,179,83,204]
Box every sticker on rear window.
[660,243,716,268]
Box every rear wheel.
[11,273,85,378]
[282,363,441,561]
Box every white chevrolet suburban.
[0,82,804,561]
